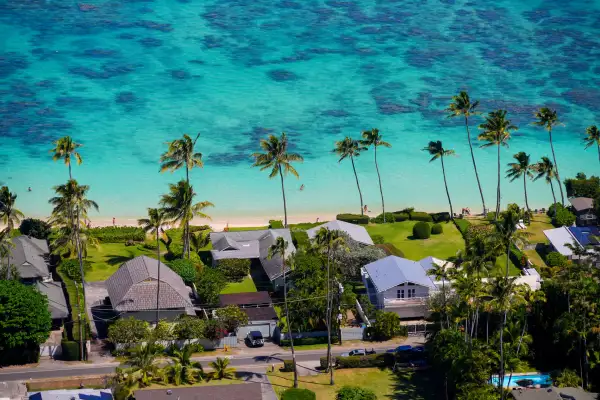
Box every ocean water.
[1,0,600,221]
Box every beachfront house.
[568,197,597,227]
[218,292,278,338]
[209,229,295,289]
[544,226,600,261]
[307,220,374,245]
[105,256,195,322]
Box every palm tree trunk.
[156,229,161,324]
[350,156,364,216]
[282,261,297,388]
[523,175,531,224]
[597,143,600,167]
[465,116,486,214]
[506,318,527,389]
[549,180,557,205]
[496,144,501,218]
[499,309,508,398]
[374,146,385,222]
[68,163,72,180]
[549,128,565,205]
[505,244,511,279]
[440,155,454,219]
[279,168,288,228]
[74,205,87,361]
[326,252,334,385]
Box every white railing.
[383,296,429,306]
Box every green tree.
[361,128,391,221]
[479,110,517,217]
[533,108,564,205]
[533,157,558,205]
[195,267,227,304]
[371,311,405,340]
[0,228,15,274]
[423,141,456,218]
[427,261,452,329]
[167,345,204,384]
[217,258,250,281]
[150,320,174,341]
[190,230,210,253]
[168,259,198,285]
[50,136,82,180]
[173,316,205,341]
[160,133,204,183]
[18,218,51,239]
[252,132,303,227]
[114,343,164,397]
[333,137,367,216]
[208,357,236,380]
[215,305,249,334]
[0,186,24,231]
[336,386,377,400]
[107,317,150,346]
[506,152,534,222]
[583,125,600,166]
[553,369,582,388]
[447,91,486,215]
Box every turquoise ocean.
[1,0,600,220]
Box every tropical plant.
[194,267,227,304]
[107,317,150,346]
[252,132,303,227]
[370,311,405,340]
[189,229,210,253]
[427,261,452,329]
[18,218,51,239]
[160,133,203,183]
[168,259,198,285]
[479,110,517,217]
[207,357,236,380]
[50,136,83,180]
[533,157,558,205]
[333,137,367,216]
[506,152,534,222]
[214,305,249,334]
[114,343,163,397]
[0,228,14,273]
[423,140,456,218]
[0,186,24,231]
[173,315,206,341]
[167,345,204,385]
[533,107,564,205]
[447,91,486,214]
[361,128,391,221]
[583,125,600,166]
[552,368,582,388]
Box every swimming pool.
[490,373,552,389]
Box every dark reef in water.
[139,37,163,47]
[267,69,299,81]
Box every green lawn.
[366,221,464,261]
[84,242,168,281]
[466,215,552,245]
[220,276,257,294]
[489,254,521,277]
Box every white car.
[340,349,366,357]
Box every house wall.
[380,283,430,301]
[123,310,190,322]
[236,320,277,339]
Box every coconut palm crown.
[160,133,203,182]
[50,136,83,179]
[583,125,600,165]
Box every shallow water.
[1,0,599,219]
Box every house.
[543,226,600,260]
[28,389,113,400]
[209,229,295,288]
[307,220,374,245]
[568,197,597,226]
[35,281,69,328]
[218,292,278,338]
[134,382,263,400]
[9,235,52,282]
[105,256,194,322]
[511,386,597,400]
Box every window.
[397,289,404,299]
[407,289,416,298]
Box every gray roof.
[28,389,113,400]
[364,256,436,293]
[105,256,193,313]
[134,383,263,400]
[306,220,374,245]
[568,197,594,212]
[244,306,278,322]
[511,386,597,400]
[35,281,69,319]
[544,227,578,256]
[210,229,295,280]
[10,236,50,279]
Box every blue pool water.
[2,0,600,219]
[491,373,552,389]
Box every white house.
[307,220,374,245]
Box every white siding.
[381,283,430,301]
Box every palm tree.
[333,137,367,215]
[491,210,530,279]
[0,186,24,231]
[189,230,210,254]
[168,345,203,384]
[427,261,452,329]
[479,110,517,217]
[160,133,204,183]
[533,157,558,205]
[269,237,298,388]
[360,129,391,221]
[583,125,600,166]
[0,228,14,273]
[50,136,83,180]
[422,141,456,218]
[252,132,303,227]
[138,208,168,324]
[160,180,213,259]
[115,343,163,397]
[506,152,534,222]
[447,91,486,214]
[533,108,564,205]
[208,357,236,380]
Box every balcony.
[383,296,428,306]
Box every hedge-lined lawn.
[220,276,257,294]
[489,254,521,277]
[84,243,168,281]
[466,215,553,244]
[366,221,464,261]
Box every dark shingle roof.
[10,236,50,279]
[105,256,193,313]
[134,383,263,400]
[244,307,278,322]
[568,197,594,212]
[35,281,69,319]
[219,291,272,306]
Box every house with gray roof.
[568,197,597,226]
[9,235,52,282]
[210,229,295,288]
[28,389,113,400]
[106,256,194,322]
[218,292,278,338]
[307,220,374,245]
[35,281,69,327]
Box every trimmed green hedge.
[409,211,433,222]
[431,223,443,235]
[454,218,471,238]
[88,226,145,243]
[412,221,431,239]
[320,353,394,369]
[371,213,395,224]
[392,212,409,222]
[61,340,82,361]
[430,212,451,223]
[269,220,284,229]
[282,359,295,372]
[336,214,369,225]
[280,336,338,347]
[282,388,316,400]
[509,245,528,269]
[292,231,310,249]
[337,386,377,400]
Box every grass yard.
[366,221,464,261]
[489,254,521,277]
[523,249,547,269]
[220,275,257,294]
[84,242,168,281]
[466,215,553,244]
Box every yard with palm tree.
[83,242,168,281]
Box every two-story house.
[568,197,597,227]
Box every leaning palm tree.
[0,186,24,231]
[506,152,534,222]
[160,180,213,259]
[252,132,303,227]
[138,208,169,324]
[50,136,83,180]
[269,237,298,388]
[533,108,564,205]
[422,141,456,218]
[208,357,236,380]
[583,125,600,166]
[479,110,517,218]
[160,133,204,183]
[533,157,558,205]
[333,137,367,215]
[360,129,391,221]
[447,91,486,214]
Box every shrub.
[486,212,497,221]
[142,240,158,250]
[282,359,295,372]
[371,234,385,244]
[218,258,250,281]
[430,212,451,223]
[409,211,433,222]
[546,251,568,268]
[336,214,369,225]
[215,305,249,334]
[392,212,409,222]
[203,319,227,341]
[0,345,40,366]
[269,220,284,229]
[509,246,528,268]
[454,219,471,237]
[282,388,316,400]
[280,336,338,347]
[168,259,199,285]
[59,259,92,281]
[412,221,431,239]
[292,231,310,248]
[431,223,443,235]
[320,353,394,369]
[107,317,150,345]
[371,213,395,224]
[195,268,227,304]
[375,243,404,257]
[150,320,175,341]
[552,368,581,388]
[358,294,376,319]
[88,226,145,243]
[553,207,576,227]
[337,386,377,400]
[18,218,51,239]
[61,341,81,361]
[173,316,205,340]
[370,311,407,340]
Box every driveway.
[84,281,116,339]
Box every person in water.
[300,184,305,191]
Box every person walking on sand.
[112,217,115,226]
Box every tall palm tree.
[160,133,204,183]
[208,357,236,380]
[0,186,24,231]
[533,108,564,205]
[360,129,391,221]
[447,91,486,214]
[491,210,530,279]
[138,208,168,324]
[583,125,600,166]
[160,180,213,259]
[252,132,303,227]
[269,237,298,388]
[50,136,83,180]
[479,110,517,218]
[533,157,558,205]
[506,152,534,222]
[427,261,452,329]
[333,137,367,215]
[422,141,456,218]
[0,228,14,273]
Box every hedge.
[430,212,451,223]
[269,220,284,229]
[392,212,409,222]
[61,340,82,361]
[409,211,433,222]
[412,221,431,239]
[0,345,40,366]
[337,386,377,400]
[546,251,568,267]
[282,388,316,400]
[282,359,295,372]
[336,214,369,225]
[371,212,395,224]
[88,226,145,243]
[292,231,310,248]
[509,245,528,269]
[431,223,443,235]
[218,258,251,281]
[320,353,394,369]
[454,218,471,238]
[280,336,338,347]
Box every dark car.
[387,345,412,353]
[246,331,264,347]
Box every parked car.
[340,348,376,357]
[411,346,425,353]
[388,345,412,353]
[246,331,264,347]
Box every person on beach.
[112,217,115,226]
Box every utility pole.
[74,281,84,361]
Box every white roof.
[363,256,437,293]
[543,227,578,256]
[480,275,542,291]
[306,220,374,245]
[418,256,454,272]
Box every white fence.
[116,337,238,351]
[40,344,62,358]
